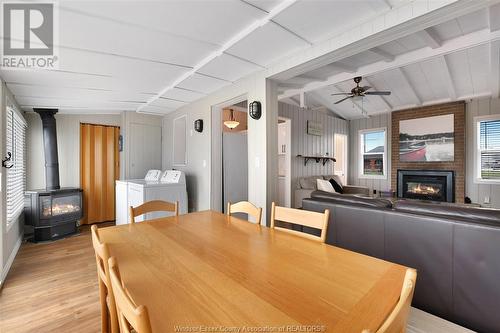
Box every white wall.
[466,97,500,208]
[162,73,278,224]
[348,98,500,208]
[278,103,349,204]
[122,111,164,179]
[0,80,24,285]
[349,113,392,193]
[26,113,122,189]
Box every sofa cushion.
[310,190,393,208]
[317,179,335,193]
[299,176,321,190]
[328,177,344,194]
[323,174,342,185]
[394,200,500,226]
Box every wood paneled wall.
[466,98,500,207]
[349,113,392,192]
[278,103,349,204]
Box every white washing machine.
[115,170,188,225]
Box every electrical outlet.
[484,196,491,204]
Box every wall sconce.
[194,119,203,133]
[249,101,261,120]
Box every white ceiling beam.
[279,28,500,100]
[307,90,348,119]
[327,62,357,74]
[491,41,500,99]
[417,28,442,49]
[296,74,328,82]
[362,77,393,111]
[437,55,457,100]
[271,0,498,82]
[299,92,306,108]
[397,68,422,105]
[137,0,299,112]
[284,96,300,107]
[279,82,304,89]
[489,4,500,32]
[367,47,395,62]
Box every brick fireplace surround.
[391,101,466,203]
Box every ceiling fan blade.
[334,96,353,104]
[331,92,351,96]
[364,91,391,96]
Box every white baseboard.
[0,236,22,288]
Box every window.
[476,115,500,182]
[6,107,27,225]
[359,128,386,179]
[173,115,187,166]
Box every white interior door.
[223,132,248,211]
[334,133,348,185]
[129,123,162,179]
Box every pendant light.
[224,109,240,129]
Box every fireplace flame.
[409,183,441,195]
[43,204,81,217]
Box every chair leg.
[98,281,109,333]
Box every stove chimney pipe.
[34,108,60,190]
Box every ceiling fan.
[332,76,391,105]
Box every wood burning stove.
[24,109,83,242]
[25,188,82,241]
[397,170,454,202]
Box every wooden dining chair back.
[108,257,153,333]
[129,200,178,223]
[270,202,329,243]
[362,268,417,333]
[227,201,262,225]
[91,225,118,333]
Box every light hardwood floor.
[0,223,475,333]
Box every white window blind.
[6,107,27,225]
[478,118,500,180]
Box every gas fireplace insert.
[397,170,454,202]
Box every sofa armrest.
[294,189,314,208]
[343,185,370,196]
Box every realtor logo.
[1,2,59,69]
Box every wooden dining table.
[98,210,409,333]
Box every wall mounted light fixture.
[223,109,239,129]
[249,101,261,120]
[194,119,203,132]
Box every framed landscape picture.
[399,114,454,162]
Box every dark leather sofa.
[302,191,500,333]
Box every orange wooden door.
[80,124,120,224]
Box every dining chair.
[227,201,262,225]
[129,200,178,223]
[108,257,153,333]
[270,202,329,243]
[91,225,119,333]
[362,268,417,333]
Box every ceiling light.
[224,109,240,129]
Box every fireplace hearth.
[397,170,454,202]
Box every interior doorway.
[210,96,248,212]
[278,117,291,207]
[334,133,348,185]
[80,123,120,224]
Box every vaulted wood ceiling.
[278,3,500,119]
[0,0,402,114]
